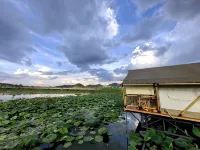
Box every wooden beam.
[155,86,160,112]
[157,83,200,85]
[123,83,200,86]
[123,84,153,86]
[124,108,200,123]
[179,96,200,116]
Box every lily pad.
[83,136,93,142]
[63,142,72,148]
[90,131,96,135]
[192,127,200,137]
[74,121,81,126]
[78,140,84,144]
[42,134,57,143]
[98,127,108,135]
[58,128,68,134]
[77,131,86,136]
[75,135,83,140]
[95,135,103,142]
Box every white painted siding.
[125,86,154,95]
[159,87,200,113]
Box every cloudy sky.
[0,0,200,86]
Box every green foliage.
[78,140,84,144]
[98,127,108,135]
[63,142,72,148]
[95,135,103,142]
[128,128,199,150]
[58,127,68,134]
[42,134,57,143]
[192,127,200,137]
[0,93,122,149]
[83,136,93,142]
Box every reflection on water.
[0,94,79,101]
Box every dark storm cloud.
[24,0,117,69]
[1,0,117,69]
[164,0,200,20]
[114,66,129,74]
[25,0,108,34]
[42,70,80,75]
[121,16,172,44]
[59,38,110,70]
[88,68,114,81]
[0,0,35,65]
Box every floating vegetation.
[127,128,200,150]
[0,93,123,149]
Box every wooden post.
[123,87,126,106]
[179,96,200,116]
[155,84,160,112]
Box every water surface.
[0,94,79,101]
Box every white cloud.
[34,64,52,72]
[105,7,119,39]
[131,49,158,66]
[13,68,57,80]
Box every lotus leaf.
[90,131,96,135]
[174,137,191,148]
[77,131,86,136]
[95,135,103,142]
[74,121,81,127]
[42,134,57,143]
[192,127,200,137]
[63,142,72,148]
[78,140,84,144]
[58,128,68,134]
[98,127,108,135]
[75,135,83,140]
[83,136,93,142]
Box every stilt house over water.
[122,63,200,122]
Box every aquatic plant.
[0,93,123,149]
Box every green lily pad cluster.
[127,128,200,150]
[0,93,123,149]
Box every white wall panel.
[125,86,154,95]
[159,87,200,113]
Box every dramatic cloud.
[88,68,114,82]
[1,0,200,86]
[163,0,200,20]
[0,0,35,65]
[25,0,119,69]
[13,69,58,80]
[121,16,173,44]
[131,0,163,15]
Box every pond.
[41,112,141,150]
[0,94,81,101]
[0,93,141,150]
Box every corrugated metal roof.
[123,63,200,84]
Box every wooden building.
[122,63,200,122]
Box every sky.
[0,0,200,86]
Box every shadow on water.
[40,112,141,150]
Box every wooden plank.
[124,108,200,123]
[179,96,200,116]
